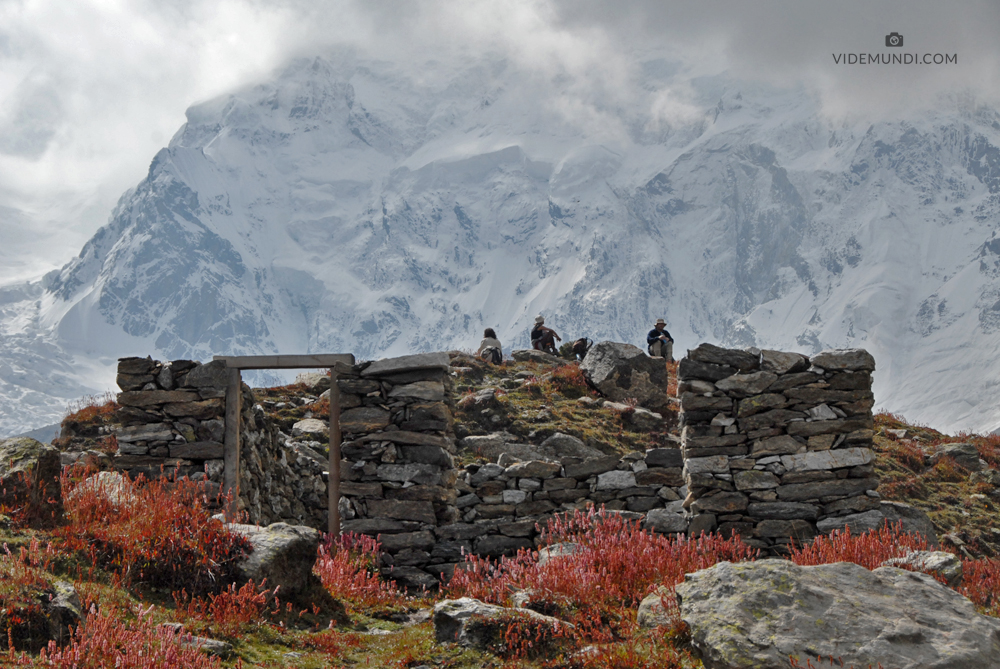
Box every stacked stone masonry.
[114,357,228,493]
[678,344,878,552]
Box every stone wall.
[677,344,877,553]
[334,352,460,590]
[114,357,227,491]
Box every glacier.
[3,53,1000,436]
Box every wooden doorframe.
[213,354,356,536]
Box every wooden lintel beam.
[213,354,355,370]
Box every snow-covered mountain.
[3,54,1000,436]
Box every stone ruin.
[93,342,880,583]
[678,344,877,552]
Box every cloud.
[1,0,997,285]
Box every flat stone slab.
[780,447,873,472]
[362,352,450,377]
[676,559,1000,669]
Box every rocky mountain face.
[4,54,1000,436]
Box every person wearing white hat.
[530,315,561,354]
[647,318,674,361]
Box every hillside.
[22,351,1000,668]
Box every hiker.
[477,328,503,364]
[571,337,592,361]
[647,318,674,361]
[530,316,561,355]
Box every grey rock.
[746,502,819,520]
[505,460,562,479]
[643,508,689,533]
[930,442,983,472]
[676,560,1000,669]
[880,501,939,547]
[182,360,229,389]
[294,372,331,392]
[0,437,62,527]
[580,341,669,410]
[362,352,451,377]
[66,471,135,508]
[537,542,581,566]
[433,597,571,650]
[367,499,437,524]
[779,447,873,472]
[733,470,780,490]
[809,348,876,371]
[388,381,446,402]
[47,580,82,645]
[228,522,321,599]
[595,470,637,490]
[340,407,391,433]
[687,343,760,372]
[116,423,174,443]
[292,418,329,438]
[816,509,890,535]
[759,350,810,375]
[564,455,621,479]
[690,492,748,514]
[884,551,963,587]
[645,448,683,468]
[805,403,839,421]
[678,358,737,382]
[511,349,568,365]
[377,463,444,486]
[683,455,730,476]
[715,371,778,397]
[777,477,879,502]
[387,566,439,590]
[538,432,605,459]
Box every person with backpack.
[647,318,674,361]
[477,328,503,364]
[530,316,561,355]
[571,338,592,360]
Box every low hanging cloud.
[0,0,996,285]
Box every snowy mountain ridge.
[3,54,1000,436]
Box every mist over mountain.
[3,52,1000,437]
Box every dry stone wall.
[678,344,877,552]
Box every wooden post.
[328,368,342,537]
[223,367,242,521]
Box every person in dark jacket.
[530,315,561,354]
[647,318,674,361]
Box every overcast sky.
[0,0,997,287]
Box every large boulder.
[930,442,983,472]
[675,560,1000,669]
[0,437,63,527]
[579,342,669,411]
[227,522,322,599]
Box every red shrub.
[788,523,929,571]
[447,509,757,640]
[304,629,364,657]
[173,581,279,638]
[22,607,229,668]
[960,558,1000,617]
[313,534,407,611]
[57,472,250,594]
[63,392,119,425]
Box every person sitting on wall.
[530,316,561,355]
[647,318,674,362]
[477,328,503,364]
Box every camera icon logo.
[885,32,903,47]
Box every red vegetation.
[448,508,756,649]
[961,558,1000,617]
[22,607,228,668]
[173,581,279,638]
[788,523,930,571]
[62,392,119,426]
[313,533,408,612]
[57,472,250,594]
